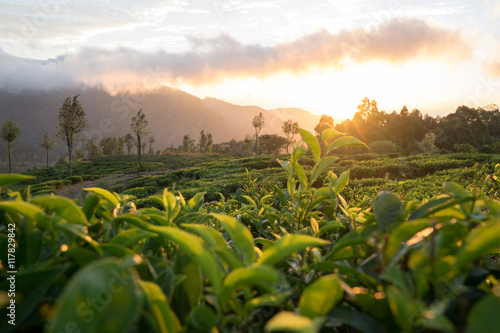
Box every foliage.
[56,95,88,177]
[131,109,151,163]
[39,133,58,168]
[1,130,500,332]
[370,140,399,154]
[282,119,299,154]
[1,118,21,173]
[252,112,265,156]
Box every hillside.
[202,98,322,138]
[0,87,322,171]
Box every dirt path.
[57,170,169,200]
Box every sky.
[1,0,500,120]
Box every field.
[1,130,500,333]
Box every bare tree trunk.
[137,135,141,163]
[46,148,49,168]
[68,139,72,177]
[7,141,11,173]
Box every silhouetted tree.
[57,95,88,176]
[124,133,134,154]
[1,119,21,173]
[252,112,265,155]
[130,109,150,163]
[259,134,288,155]
[282,119,299,153]
[39,133,58,168]
[85,138,102,159]
[199,130,207,153]
[148,136,155,154]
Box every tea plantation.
[0,129,499,333]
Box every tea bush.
[0,130,499,332]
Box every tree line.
[4,95,500,174]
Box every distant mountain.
[202,98,321,139]
[0,86,322,169]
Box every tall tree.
[39,133,58,168]
[199,130,207,153]
[252,112,265,155]
[124,133,134,155]
[1,119,21,173]
[130,109,151,163]
[206,133,213,153]
[281,119,299,153]
[56,95,88,176]
[182,134,194,152]
[314,114,334,136]
[148,136,155,154]
[117,136,125,155]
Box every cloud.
[0,17,471,92]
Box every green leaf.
[258,234,329,266]
[186,192,205,210]
[0,200,46,221]
[310,157,339,183]
[211,213,256,266]
[328,224,378,257]
[219,265,281,308]
[140,281,181,333]
[299,274,343,318]
[385,219,432,259]
[0,173,34,188]
[298,128,321,163]
[321,128,344,144]
[189,305,217,332]
[163,189,181,223]
[326,136,367,154]
[333,171,349,194]
[465,295,500,333]
[265,311,321,333]
[151,226,223,293]
[32,195,88,225]
[386,286,420,332]
[455,220,500,270]
[444,182,469,198]
[110,229,155,248]
[295,163,308,187]
[278,159,293,177]
[291,144,308,165]
[84,187,119,207]
[47,258,143,333]
[181,223,227,248]
[373,191,405,232]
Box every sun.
[177,59,459,121]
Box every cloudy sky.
[1,0,500,119]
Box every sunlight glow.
[178,59,460,120]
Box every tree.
[259,134,288,155]
[252,112,265,155]
[281,119,299,153]
[148,136,155,154]
[314,114,334,137]
[130,109,151,163]
[199,130,207,153]
[85,138,102,159]
[117,136,125,155]
[206,133,213,153]
[182,134,194,152]
[56,95,88,176]
[39,133,58,168]
[1,119,21,173]
[124,133,135,154]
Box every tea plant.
[0,129,499,333]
